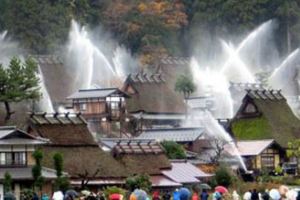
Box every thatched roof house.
[230,90,300,147]
[123,73,185,114]
[28,113,128,180]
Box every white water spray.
[37,65,54,113]
[66,20,116,89]
[190,58,234,118]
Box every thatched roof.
[32,55,73,104]
[112,139,171,175]
[231,90,300,147]
[123,73,185,114]
[28,113,95,146]
[116,154,171,175]
[41,146,128,178]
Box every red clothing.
[192,193,200,200]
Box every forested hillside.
[0,0,299,64]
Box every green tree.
[0,57,41,121]
[3,0,71,53]
[3,171,12,193]
[32,149,44,191]
[214,165,232,187]
[287,139,300,174]
[161,141,186,159]
[125,174,152,192]
[53,152,70,192]
[175,74,196,99]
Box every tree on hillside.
[0,57,41,121]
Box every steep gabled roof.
[123,73,186,114]
[231,89,300,147]
[0,126,47,145]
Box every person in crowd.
[41,194,49,200]
[233,190,240,200]
[192,192,199,200]
[244,190,252,200]
[32,193,39,200]
[251,189,259,200]
[200,189,209,200]
[152,191,160,200]
[162,191,171,200]
[296,191,300,200]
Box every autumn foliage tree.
[103,0,188,65]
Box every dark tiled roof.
[67,88,129,99]
[137,128,204,142]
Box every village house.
[224,139,285,172]
[99,138,212,188]
[28,113,128,190]
[230,89,300,148]
[0,126,59,200]
[122,73,186,133]
[67,88,130,136]
[27,113,211,190]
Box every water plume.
[65,20,116,89]
[183,111,247,171]
[37,65,54,113]
[190,58,234,118]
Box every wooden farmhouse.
[67,88,129,135]
[224,139,285,172]
[0,126,59,200]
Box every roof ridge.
[144,127,203,132]
[0,126,16,130]
[78,88,118,92]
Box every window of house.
[0,152,26,166]
[261,155,274,168]
[110,102,119,110]
[79,103,87,111]
[244,103,257,113]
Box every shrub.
[104,186,126,198]
[125,174,152,192]
[214,166,232,187]
[161,141,186,159]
